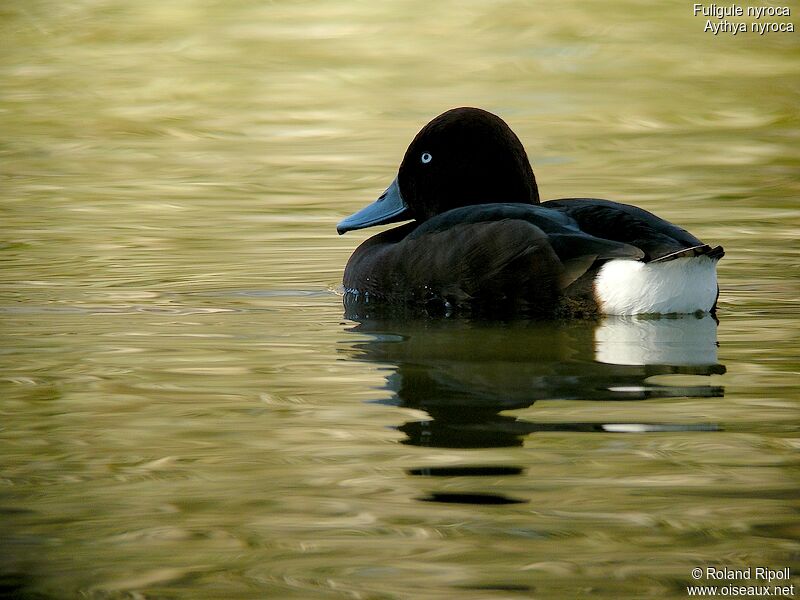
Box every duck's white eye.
[421,152,432,164]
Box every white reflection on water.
[595,314,719,366]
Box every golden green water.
[2,1,799,598]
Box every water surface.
[1,1,798,598]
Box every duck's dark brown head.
[398,107,539,220]
[337,107,539,234]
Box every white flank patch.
[594,256,719,315]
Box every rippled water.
[2,2,799,598]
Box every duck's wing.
[543,198,724,262]
[410,203,644,280]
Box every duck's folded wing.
[409,202,642,258]
[543,198,723,262]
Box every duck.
[337,107,723,318]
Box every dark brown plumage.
[338,107,723,318]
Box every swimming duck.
[337,107,723,318]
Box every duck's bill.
[337,176,413,234]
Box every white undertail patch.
[594,256,719,315]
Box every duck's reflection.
[343,315,724,447]
[342,313,724,504]
[349,315,725,440]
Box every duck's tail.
[649,244,725,263]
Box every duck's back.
[545,199,724,314]
[543,198,718,261]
